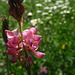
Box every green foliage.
[0,0,75,75]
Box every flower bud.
[8,0,25,22]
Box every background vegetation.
[0,0,75,75]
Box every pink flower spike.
[40,67,47,74]
[33,51,45,58]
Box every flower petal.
[6,48,16,55]
[29,27,38,34]
[33,35,42,41]
[33,51,45,58]
[9,55,18,63]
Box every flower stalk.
[6,47,9,75]
[2,17,9,75]
[18,21,31,75]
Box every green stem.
[27,67,31,75]
[18,21,31,75]
[6,47,9,75]
[18,21,23,41]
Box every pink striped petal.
[33,51,45,58]
[33,35,42,41]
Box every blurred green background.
[0,0,75,75]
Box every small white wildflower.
[37,18,41,22]
[49,10,52,13]
[49,21,52,24]
[59,22,62,25]
[30,19,37,26]
[64,21,66,23]
[50,13,53,16]
[71,17,74,19]
[56,1,63,5]
[50,7,53,10]
[57,5,63,8]
[61,6,68,9]
[36,3,42,7]
[62,15,65,17]
[27,12,32,16]
[36,10,42,13]
[23,0,26,2]
[40,21,44,24]
[66,11,70,13]
[44,6,50,10]
[53,6,57,10]
[42,12,48,15]
[63,10,67,13]
[46,17,51,20]
[60,11,63,14]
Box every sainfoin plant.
[2,0,45,75]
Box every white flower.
[61,6,68,9]
[40,21,44,24]
[44,6,50,10]
[45,0,51,2]
[57,4,63,8]
[23,0,26,2]
[49,10,52,13]
[30,19,37,26]
[27,12,32,16]
[37,18,44,24]
[66,11,70,13]
[36,4,42,7]
[37,18,41,22]
[46,17,51,20]
[56,1,63,5]
[53,6,57,10]
[71,17,74,19]
[63,10,67,13]
[50,7,53,10]
[42,12,48,15]
[64,21,66,23]
[60,11,63,14]
[50,13,53,16]
[36,10,42,13]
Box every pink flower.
[22,27,45,58]
[7,48,20,63]
[5,29,20,41]
[40,67,47,74]
[0,63,4,66]
[5,27,45,63]
[0,17,2,21]
[5,29,21,63]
